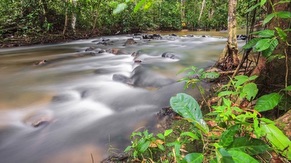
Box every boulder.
[123,38,137,46]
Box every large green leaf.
[254,93,281,112]
[263,13,275,25]
[219,125,240,147]
[262,39,278,58]
[227,137,270,155]
[234,75,249,88]
[182,153,204,163]
[228,150,259,163]
[255,39,271,52]
[243,38,261,50]
[276,11,291,19]
[252,29,275,38]
[170,93,209,133]
[217,148,235,163]
[261,122,291,160]
[240,83,258,101]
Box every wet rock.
[94,38,112,45]
[51,92,79,103]
[94,68,112,74]
[106,48,126,55]
[130,66,176,88]
[112,74,131,84]
[101,153,128,163]
[169,33,177,36]
[85,47,105,53]
[34,60,48,66]
[123,38,137,46]
[142,34,162,40]
[237,34,247,40]
[23,110,54,128]
[161,52,179,59]
[186,34,194,37]
[92,37,110,43]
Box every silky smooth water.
[0,32,245,162]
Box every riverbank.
[0,31,100,48]
[1,29,247,48]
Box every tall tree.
[216,0,239,70]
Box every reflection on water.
[0,32,246,162]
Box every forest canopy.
[0,0,259,39]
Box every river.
[0,31,245,162]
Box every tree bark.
[262,0,291,87]
[63,0,68,35]
[71,0,77,35]
[198,0,206,22]
[216,0,239,70]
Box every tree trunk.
[215,0,239,70]
[198,0,206,22]
[63,0,68,35]
[71,0,77,35]
[262,0,291,87]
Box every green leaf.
[252,29,275,37]
[182,153,204,163]
[227,137,270,155]
[139,140,150,153]
[275,27,287,41]
[218,91,235,97]
[228,150,259,163]
[245,3,260,13]
[262,39,278,58]
[124,146,132,152]
[157,133,165,140]
[219,125,240,147]
[133,0,146,12]
[113,3,127,14]
[164,129,173,137]
[274,0,291,6]
[284,85,291,91]
[261,122,291,160]
[201,72,220,79]
[240,83,258,101]
[267,54,285,62]
[242,38,261,49]
[263,13,275,25]
[276,11,291,19]
[157,144,165,151]
[170,93,209,133]
[234,75,249,88]
[254,93,281,112]
[248,75,258,81]
[180,132,199,140]
[217,148,235,163]
[260,0,267,6]
[254,39,271,52]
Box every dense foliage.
[0,0,253,39]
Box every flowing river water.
[0,31,245,162]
